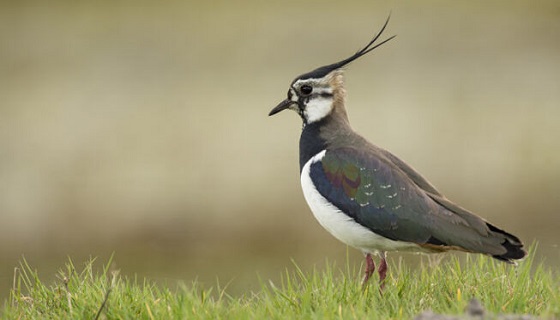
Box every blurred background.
[1,0,559,300]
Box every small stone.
[413,310,460,320]
[465,298,485,317]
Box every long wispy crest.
[297,15,396,81]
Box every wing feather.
[310,146,511,256]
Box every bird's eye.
[300,85,313,95]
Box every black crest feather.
[296,15,396,81]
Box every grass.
[2,245,559,319]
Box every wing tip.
[486,223,527,263]
[492,239,527,264]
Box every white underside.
[300,150,423,255]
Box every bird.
[268,17,526,289]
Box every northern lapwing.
[268,17,526,288]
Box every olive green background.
[1,0,559,300]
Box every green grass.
[3,246,559,319]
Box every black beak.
[268,99,296,116]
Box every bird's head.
[268,17,395,126]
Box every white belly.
[300,150,421,254]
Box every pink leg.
[362,253,375,289]
[378,251,388,289]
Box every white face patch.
[292,78,334,124]
[303,95,333,123]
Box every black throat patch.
[299,119,328,172]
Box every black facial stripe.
[302,92,332,102]
[296,91,333,107]
[297,95,309,107]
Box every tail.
[486,223,526,263]
[426,193,527,263]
